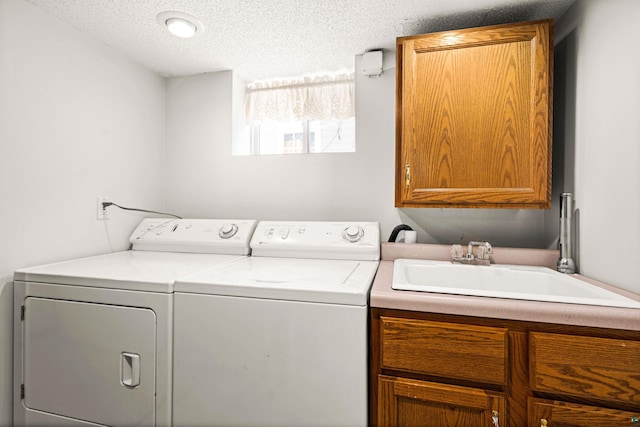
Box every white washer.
[13,218,256,427]
[173,221,380,427]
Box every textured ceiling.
[25,0,575,81]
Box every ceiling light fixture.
[157,11,204,39]
[166,18,196,38]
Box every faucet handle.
[484,241,494,255]
[451,244,464,259]
[467,241,493,257]
[475,241,493,261]
[477,245,487,260]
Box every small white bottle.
[404,230,417,244]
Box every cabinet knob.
[491,410,499,427]
[540,419,548,427]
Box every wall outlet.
[96,196,111,220]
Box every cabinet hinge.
[405,163,411,189]
[20,384,25,400]
[21,305,25,321]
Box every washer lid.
[174,256,380,305]
[14,251,244,293]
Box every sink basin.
[392,259,640,309]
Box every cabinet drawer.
[529,397,640,427]
[380,317,508,385]
[530,332,640,405]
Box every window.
[239,73,355,156]
[250,118,355,155]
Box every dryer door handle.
[121,352,140,388]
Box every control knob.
[342,226,364,243]
[219,224,238,239]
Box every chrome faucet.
[451,241,493,266]
[557,192,576,274]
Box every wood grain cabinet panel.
[378,375,506,427]
[371,309,640,427]
[380,317,508,386]
[529,397,640,427]
[395,20,553,208]
[530,332,640,406]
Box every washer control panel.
[250,221,380,260]
[130,218,257,255]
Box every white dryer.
[173,221,380,427]
[13,218,256,427]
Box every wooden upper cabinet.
[395,20,553,208]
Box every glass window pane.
[308,118,355,153]
[255,121,305,155]
[247,118,355,156]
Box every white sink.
[392,259,640,309]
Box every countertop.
[370,243,640,331]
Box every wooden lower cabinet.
[529,332,640,407]
[370,309,640,427]
[529,398,640,427]
[379,317,508,386]
[378,376,505,427]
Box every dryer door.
[22,297,156,426]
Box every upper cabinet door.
[395,20,553,209]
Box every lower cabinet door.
[378,375,505,427]
[529,397,640,427]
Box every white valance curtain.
[245,73,355,124]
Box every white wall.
[554,0,640,294]
[166,57,400,231]
[0,0,166,424]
